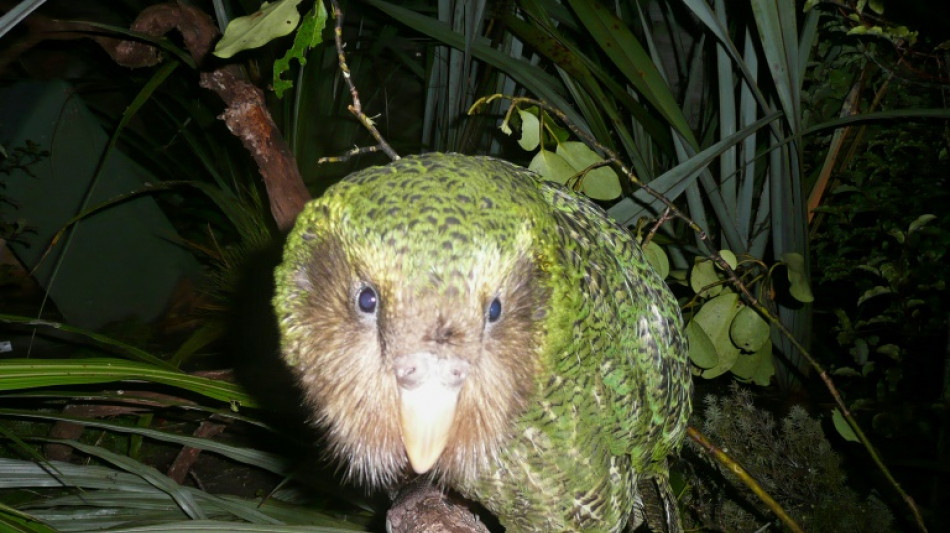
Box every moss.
[679,384,893,532]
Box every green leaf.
[0,409,285,475]
[214,0,303,59]
[686,320,718,369]
[609,113,782,226]
[692,292,742,379]
[908,214,936,234]
[718,249,738,270]
[748,342,775,386]
[566,0,696,146]
[887,228,905,244]
[644,241,669,280]
[832,408,860,442]
[730,341,772,385]
[273,1,329,98]
[729,306,770,352]
[502,5,671,158]
[876,344,901,360]
[0,314,177,371]
[365,0,585,132]
[729,353,758,381]
[0,359,256,409]
[64,441,207,520]
[690,259,722,297]
[555,141,621,200]
[528,149,575,185]
[850,338,870,365]
[832,367,861,378]
[781,252,814,303]
[749,0,800,131]
[0,504,58,533]
[516,108,541,151]
[857,285,892,307]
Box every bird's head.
[274,155,552,488]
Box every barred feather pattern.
[273,153,692,532]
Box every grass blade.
[0,358,256,409]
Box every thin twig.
[327,0,399,162]
[470,93,929,533]
[641,207,673,248]
[317,145,385,164]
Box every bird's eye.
[357,286,378,314]
[487,297,502,323]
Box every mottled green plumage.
[273,153,692,532]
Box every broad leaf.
[782,252,814,303]
[692,292,742,379]
[555,141,621,200]
[730,305,770,352]
[644,241,670,280]
[214,0,303,59]
[690,259,722,297]
[832,408,860,443]
[516,108,540,151]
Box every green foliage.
[273,2,329,98]
[804,13,950,445]
[502,104,622,200]
[0,327,375,531]
[680,385,894,532]
[673,251,813,386]
[213,0,304,59]
[811,129,949,441]
[0,3,365,530]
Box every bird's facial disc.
[393,352,470,473]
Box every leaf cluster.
[675,251,812,386]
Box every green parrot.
[273,153,692,532]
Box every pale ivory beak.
[399,380,461,473]
[394,352,470,473]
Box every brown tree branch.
[387,480,490,533]
[199,67,310,230]
[1,1,312,230]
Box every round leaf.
[718,249,738,269]
[729,354,759,381]
[516,108,540,151]
[528,149,575,185]
[644,241,669,280]
[729,305,770,352]
[555,141,621,200]
[692,292,742,379]
[732,339,773,386]
[887,228,905,244]
[875,343,901,360]
[690,259,721,297]
[686,320,718,369]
